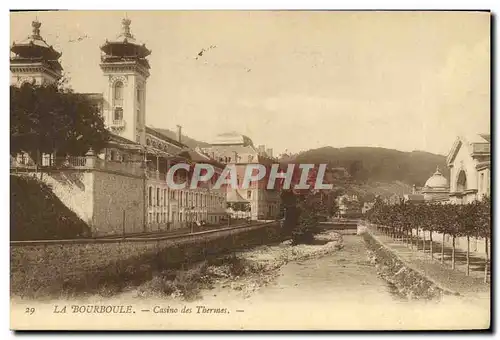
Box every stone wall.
[93,171,145,235]
[28,169,146,236]
[11,222,281,298]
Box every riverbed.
[11,233,490,330]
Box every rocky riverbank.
[133,231,344,300]
[362,232,452,300]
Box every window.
[136,88,141,103]
[179,191,183,207]
[247,190,252,199]
[480,173,484,193]
[156,213,160,223]
[114,107,123,121]
[157,188,160,206]
[163,189,167,206]
[137,108,140,124]
[114,81,124,100]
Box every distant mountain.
[292,146,448,187]
[151,127,211,149]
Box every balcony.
[110,119,126,131]
[472,143,490,155]
[11,154,144,178]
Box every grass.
[10,174,91,240]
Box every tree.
[10,82,109,160]
[348,160,364,180]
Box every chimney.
[266,148,273,158]
[258,145,265,155]
[176,125,182,143]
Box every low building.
[383,193,403,205]
[336,194,361,218]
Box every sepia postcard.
[9,10,491,331]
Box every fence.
[11,154,144,178]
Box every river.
[11,233,490,330]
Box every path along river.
[11,233,490,330]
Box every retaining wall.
[11,222,281,297]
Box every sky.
[10,10,490,156]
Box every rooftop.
[11,20,62,72]
[100,18,151,61]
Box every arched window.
[457,170,467,192]
[114,81,124,100]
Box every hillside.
[10,175,91,240]
[293,146,448,187]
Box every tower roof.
[11,20,62,72]
[100,17,151,66]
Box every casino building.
[10,18,229,235]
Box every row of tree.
[366,198,490,281]
[367,198,490,238]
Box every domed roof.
[211,132,254,146]
[424,167,449,188]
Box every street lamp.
[189,206,195,233]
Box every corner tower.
[10,20,63,86]
[100,18,151,144]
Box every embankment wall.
[11,222,281,298]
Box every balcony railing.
[11,154,144,177]
[111,119,126,128]
[472,143,490,154]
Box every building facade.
[447,134,491,204]
[10,18,230,235]
[201,132,281,221]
